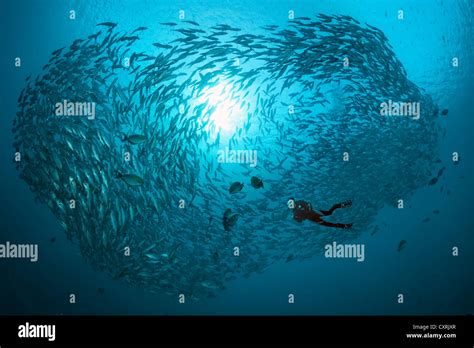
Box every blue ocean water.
[0,0,473,315]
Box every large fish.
[229,182,244,194]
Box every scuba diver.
[290,198,353,229]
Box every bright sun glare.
[198,82,244,135]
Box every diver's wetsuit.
[293,200,353,229]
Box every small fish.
[115,269,127,279]
[115,172,144,187]
[97,288,105,295]
[441,109,449,116]
[122,133,146,145]
[229,182,244,194]
[422,217,430,223]
[145,253,159,260]
[437,167,446,177]
[153,42,172,49]
[160,22,177,26]
[165,243,182,263]
[51,48,64,56]
[224,208,233,219]
[223,208,238,231]
[433,210,440,214]
[97,22,117,28]
[183,20,199,26]
[428,177,438,186]
[250,176,264,189]
[370,226,380,236]
[286,254,294,262]
[132,26,148,33]
[397,240,407,252]
[225,214,239,231]
[50,237,56,243]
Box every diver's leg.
[306,211,323,223]
[318,220,353,229]
[319,203,342,216]
[320,200,352,216]
[306,212,352,229]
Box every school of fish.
[12,14,441,298]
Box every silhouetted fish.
[229,182,244,194]
[97,22,117,28]
[153,42,172,49]
[183,20,199,26]
[397,240,407,252]
[223,208,238,231]
[370,226,379,236]
[250,176,264,189]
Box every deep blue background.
[0,0,472,315]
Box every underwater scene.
[0,0,473,315]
